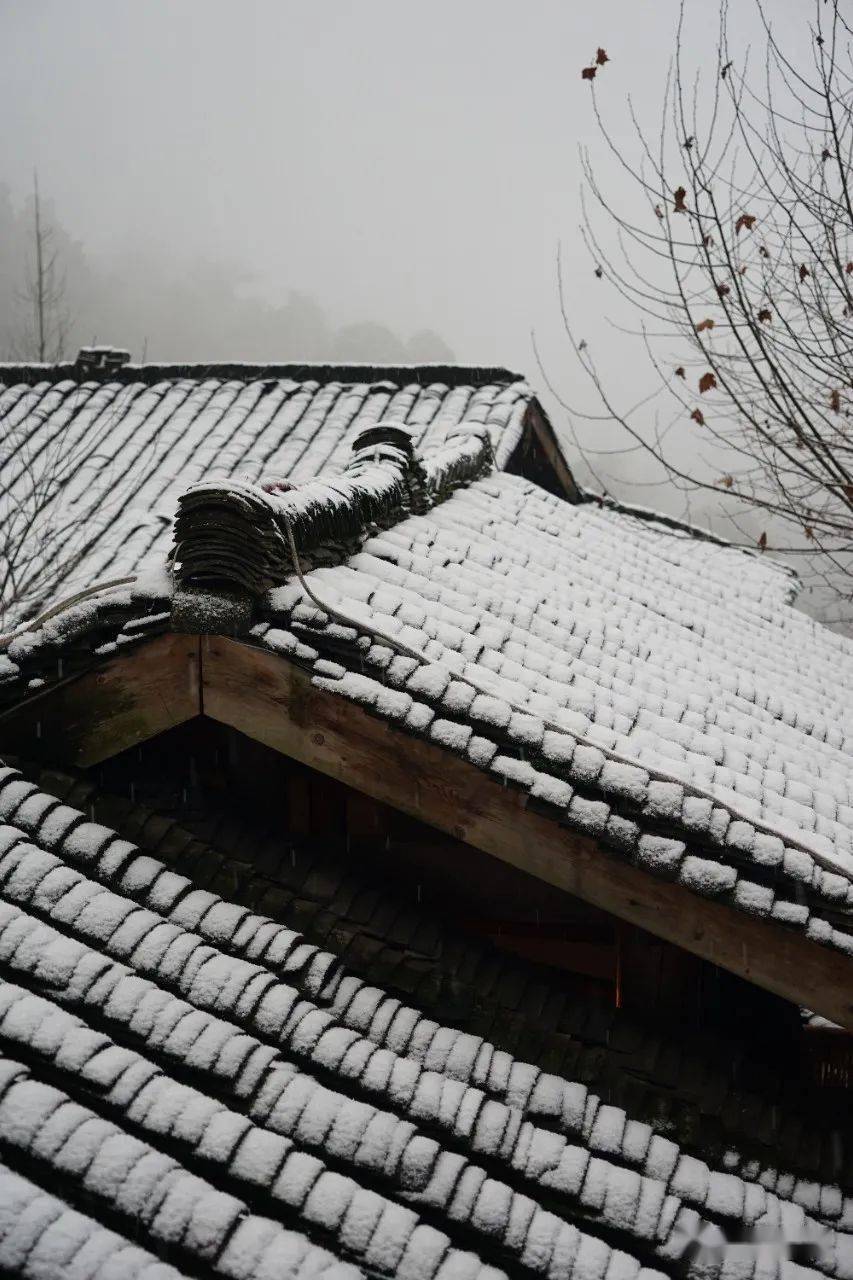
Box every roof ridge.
[0,358,529,390]
[172,423,493,603]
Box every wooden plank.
[458,924,617,982]
[202,635,853,1029]
[287,770,313,839]
[0,633,201,766]
[346,788,385,841]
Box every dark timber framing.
[3,631,851,1029]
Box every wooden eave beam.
[1,629,850,1028]
[0,633,201,766]
[202,636,853,1030]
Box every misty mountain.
[0,183,455,365]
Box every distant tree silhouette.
[9,173,70,362]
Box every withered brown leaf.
[735,213,756,234]
[699,372,717,393]
[695,318,715,333]
[673,186,688,213]
[690,408,705,425]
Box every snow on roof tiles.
[237,471,853,954]
[2,462,852,958]
[0,363,534,608]
[0,761,848,1280]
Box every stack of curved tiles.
[0,365,532,613]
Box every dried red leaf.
[699,372,717,393]
[799,263,810,281]
[735,213,756,234]
[582,65,597,80]
[675,366,686,378]
[673,186,688,213]
[716,283,731,298]
[847,262,853,274]
[695,318,715,333]
[830,388,841,412]
[690,408,705,425]
[757,307,772,323]
[596,47,609,65]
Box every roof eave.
[3,627,851,1029]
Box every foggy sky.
[0,0,807,512]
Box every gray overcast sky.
[0,2,697,359]
[0,0,805,498]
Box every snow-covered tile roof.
[2,460,852,961]
[0,760,848,1280]
[253,471,853,956]
[0,362,534,604]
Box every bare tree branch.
[569,0,853,620]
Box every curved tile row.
[0,768,849,1280]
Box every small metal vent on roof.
[74,346,131,377]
